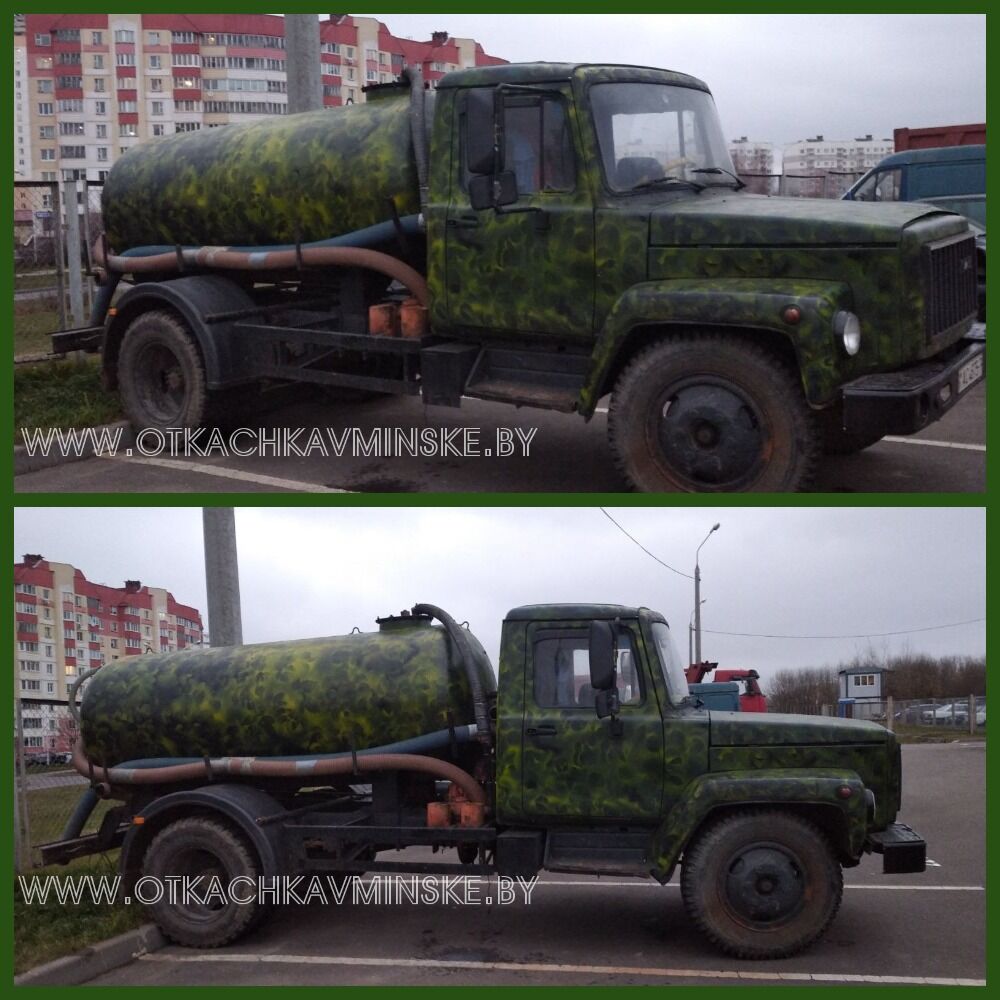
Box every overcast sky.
[14,506,985,683]
[368,13,985,148]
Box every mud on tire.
[680,810,843,960]
[141,817,264,948]
[608,333,820,492]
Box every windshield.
[650,621,690,706]
[590,82,735,193]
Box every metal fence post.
[886,695,894,732]
[969,693,976,736]
[63,178,85,329]
[53,182,68,333]
[14,698,34,871]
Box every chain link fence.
[820,695,985,736]
[13,180,104,360]
[13,679,114,872]
[736,171,866,199]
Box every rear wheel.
[680,810,843,959]
[608,334,819,492]
[141,817,264,948]
[118,311,210,430]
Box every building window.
[151,101,163,115]
[54,28,80,42]
[58,51,82,65]
[149,77,163,92]
[58,99,84,112]
[119,123,138,138]
[58,76,83,90]
[36,56,53,70]
[116,53,136,67]
[149,55,162,69]
[94,100,107,115]
[152,123,166,136]
[97,147,108,161]
[148,31,161,45]
[171,31,199,44]
[37,79,53,93]
[35,33,52,46]
[114,29,135,43]
[94,78,106,92]
[92,31,103,45]
[93,55,105,70]
[40,148,56,161]
[95,123,107,138]
[59,121,86,135]
[172,53,201,67]
[118,100,137,113]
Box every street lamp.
[694,523,720,665]
[688,601,706,667]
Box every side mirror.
[594,688,621,720]
[466,88,498,176]
[469,171,519,211]
[588,620,616,691]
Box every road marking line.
[101,455,348,493]
[531,879,981,891]
[138,952,984,986]
[882,436,985,452]
[590,406,984,453]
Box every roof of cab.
[437,61,709,92]
[876,144,986,168]
[504,604,665,623]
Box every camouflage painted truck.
[63,62,984,492]
[47,603,926,959]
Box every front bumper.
[842,332,985,436]
[866,822,926,874]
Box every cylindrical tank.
[80,618,495,766]
[101,94,420,250]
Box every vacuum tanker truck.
[59,61,984,492]
[46,603,925,960]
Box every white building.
[783,134,894,176]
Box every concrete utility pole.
[694,523,720,665]
[285,14,322,114]
[203,507,243,647]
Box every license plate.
[957,355,984,394]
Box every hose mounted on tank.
[410,603,494,754]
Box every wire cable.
[599,508,693,580]
[702,618,985,640]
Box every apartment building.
[728,137,776,176]
[782,134,894,176]
[14,13,505,184]
[13,554,203,753]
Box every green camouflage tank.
[80,619,494,766]
[101,95,420,249]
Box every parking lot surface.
[86,743,985,987]
[14,381,984,494]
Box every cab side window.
[460,92,575,196]
[502,98,575,195]
[532,630,641,709]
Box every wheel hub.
[724,845,804,924]
[657,383,767,488]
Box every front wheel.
[607,334,820,492]
[680,810,843,960]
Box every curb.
[14,923,165,986]
[14,421,133,476]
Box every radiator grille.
[922,234,978,342]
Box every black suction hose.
[412,604,493,752]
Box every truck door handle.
[447,215,480,230]
[527,725,557,737]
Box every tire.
[680,810,843,960]
[141,817,264,948]
[818,404,884,455]
[607,334,820,492]
[117,310,210,430]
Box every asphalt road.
[14,380,985,494]
[87,743,985,987]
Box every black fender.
[119,784,286,887]
[102,275,258,390]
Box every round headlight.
[834,310,862,356]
